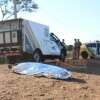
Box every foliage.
[0,56,7,63]
[0,0,38,20]
[67,45,73,51]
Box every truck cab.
[50,33,67,61]
[80,41,100,59]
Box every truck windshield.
[50,33,60,42]
[50,33,63,47]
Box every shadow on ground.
[67,77,86,83]
[65,60,100,75]
[37,76,87,83]
[52,78,86,83]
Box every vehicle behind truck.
[0,18,66,63]
[80,41,100,59]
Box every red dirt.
[0,64,100,100]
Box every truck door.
[12,31,18,43]
[47,39,60,55]
[96,42,100,56]
[0,33,3,44]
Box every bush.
[0,56,8,63]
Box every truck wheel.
[90,56,94,59]
[81,51,88,59]
[8,56,16,64]
[33,50,43,62]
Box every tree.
[0,0,38,20]
[67,45,73,51]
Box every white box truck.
[0,18,66,63]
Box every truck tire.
[90,56,95,59]
[33,50,43,62]
[8,56,16,64]
[81,51,88,59]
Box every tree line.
[0,0,38,20]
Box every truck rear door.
[0,19,23,56]
[0,31,21,56]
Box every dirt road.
[0,64,100,100]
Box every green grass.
[0,56,8,64]
[67,50,73,59]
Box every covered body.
[12,62,71,80]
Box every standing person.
[62,39,66,46]
[77,39,82,59]
[73,39,77,59]
[61,39,67,61]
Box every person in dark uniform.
[73,39,77,59]
[77,39,82,59]
[61,39,67,61]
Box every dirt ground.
[0,63,100,100]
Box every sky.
[0,0,100,44]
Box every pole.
[13,0,17,19]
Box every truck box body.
[22,19,60,55]
[0,18,65,62]
[0,19,22,56]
